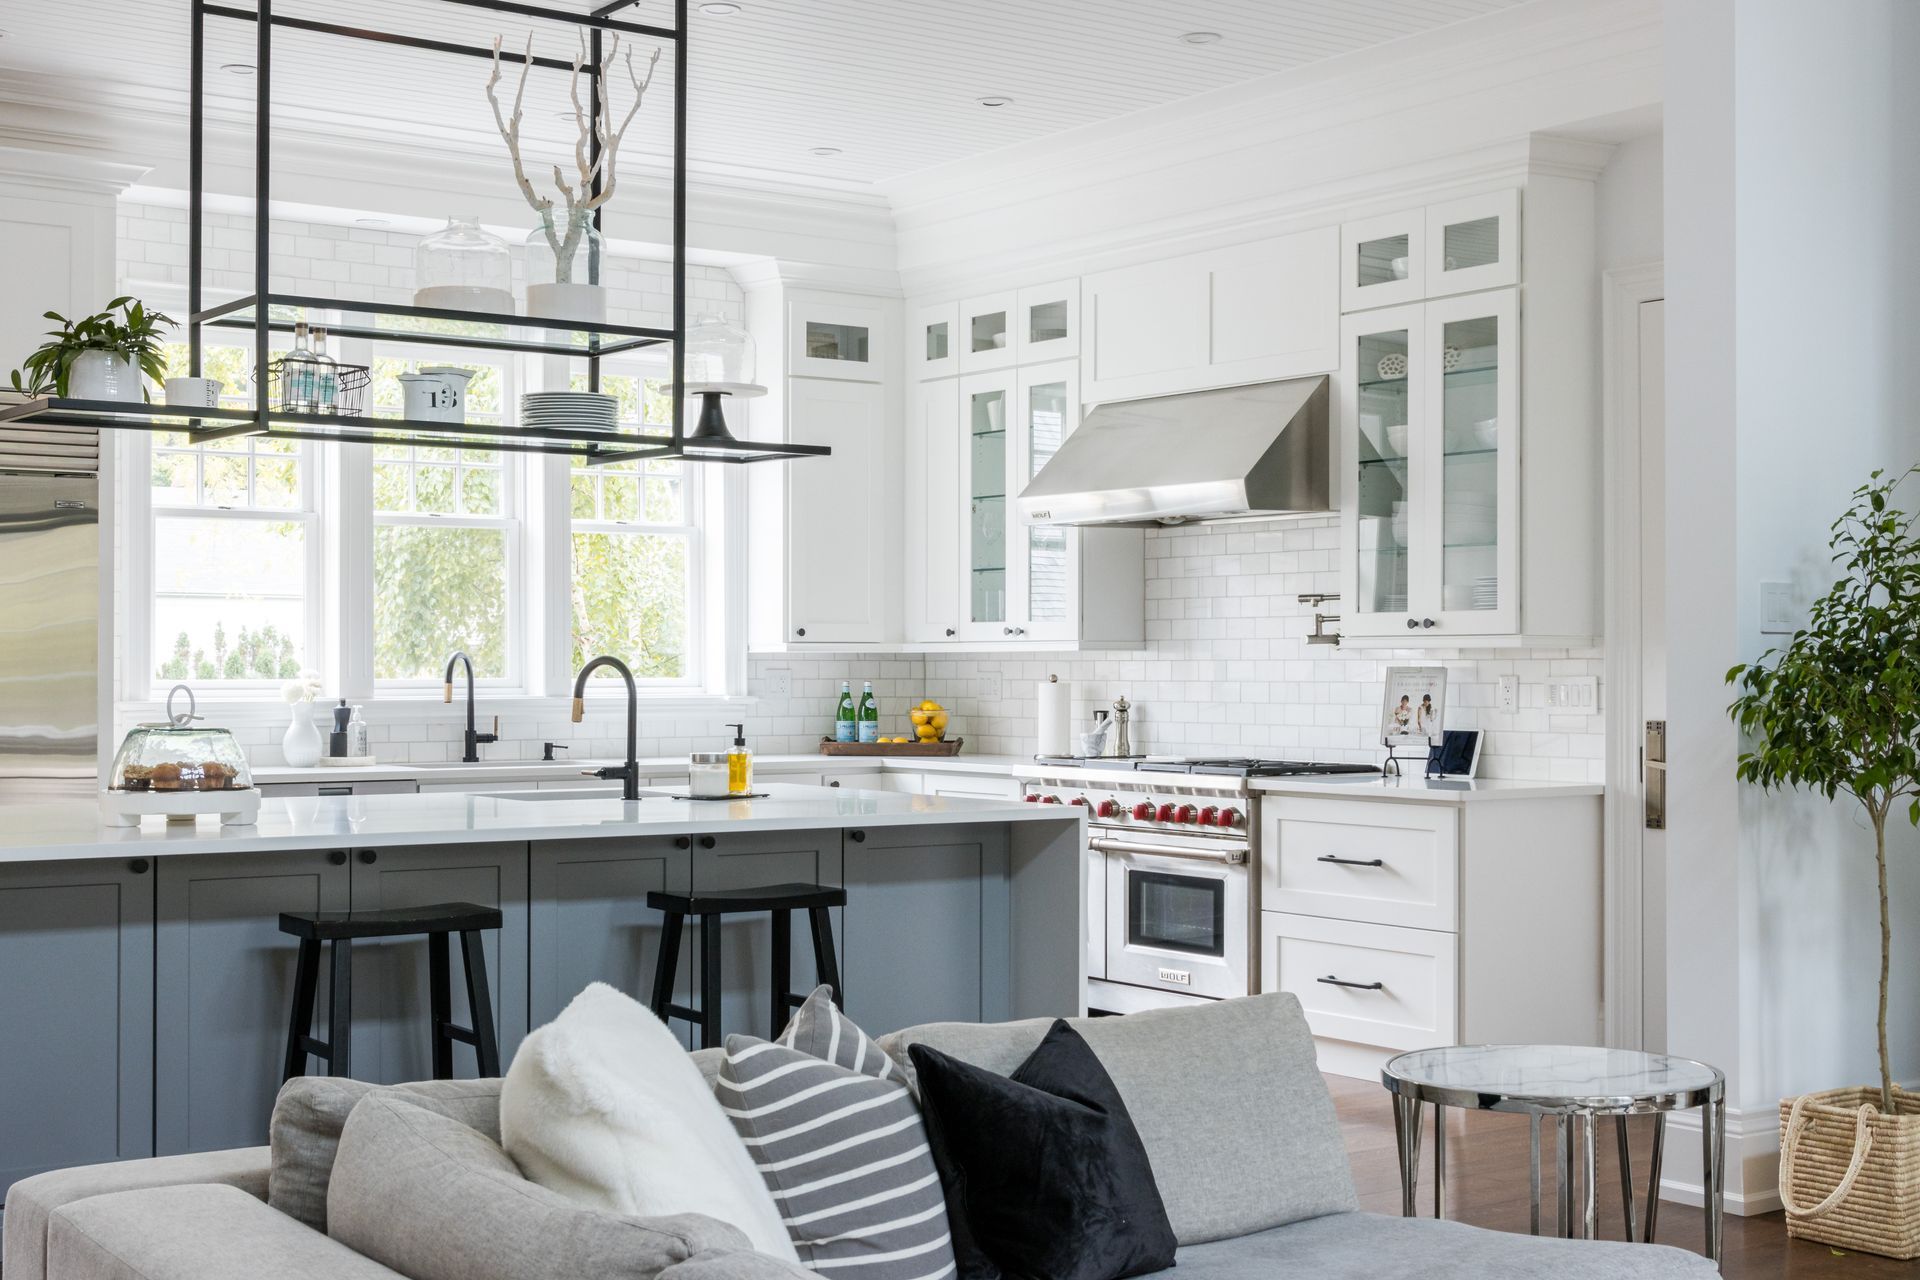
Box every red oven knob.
[1216,807,1243,828]
[1131,801,1155,821]
[1175,804,1198,824]
[1069,796,1089,808]
[1155,803,1177,823]
[1024,792,1041,802]
[1096,799,1120,818]
[1198,805,1220,826]
[1041,794,1063,805]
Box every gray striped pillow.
[720,1007,955,1280]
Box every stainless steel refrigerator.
[0,425,101,799]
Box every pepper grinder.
[1112,695,1131,758]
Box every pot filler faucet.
[572,655,641,801]
[443,651,498,763]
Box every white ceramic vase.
[282,704,323,768]
[525,282,608,326]
[69,352,143,402]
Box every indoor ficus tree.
[1727,464,1920,1114]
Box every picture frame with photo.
[1380,666,1448,775]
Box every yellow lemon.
[929,711,949,732]
[909,709,931,726]
[919,699,942,713]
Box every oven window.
[1128,870,1225,957]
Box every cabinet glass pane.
[805,322,870,364]
[1356,234,1411,289]
[1028,300,1069,345]
[969,388,1007,624]
[1353,328,1410,616]
[1025,380,1069,622]
[970,311,1008,354]
[1441,217,1500,273]
[1440,314,1499,612]
[925,320,950,363]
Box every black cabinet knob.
[796,627,807,637]
[1422,618,1436,629]
[829,779,841,787]
[358,850,378,864]
[328,850,348,866]
[1406,618,1420,630]
[699,835,717,849]
[945,628,956,637]
[675,836,691,850]
[128,859,149,875]
[850,830,866,843]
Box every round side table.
[1381,1044,1726,1261]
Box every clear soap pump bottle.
[726,722,753,795]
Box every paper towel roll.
[1037,676,1072,757]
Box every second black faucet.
[443,651,498,764]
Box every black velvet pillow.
[908,1021,1177,1280]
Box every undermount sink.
[472,788,672,803]
[409,759,618,772]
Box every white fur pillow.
[500,983,799,1263]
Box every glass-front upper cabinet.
[1424,190,1519,298]
[1013,361,1081,641]
[1340,212,1425,312]
[959,370,1013,639]
[1016,280,1078,363]
[959,291,1017,373]
[789,300,882,381]
[1339,290,1517,638]
[911,301,959,379]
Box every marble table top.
[1382,1044,1725,1113]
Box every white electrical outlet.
[764,668,791,699]
[979,668,1003,702]
[1497,675,1519,714]
[1545,676,1600,713]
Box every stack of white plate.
[520,391,618,432]
[1471,575,1499,609]
[1444,490,1496,544]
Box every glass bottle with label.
[282,321,320,413]
[726,722,753,794]
[312,327,339,414]
[835,681,857,743]
[857,681,880,744]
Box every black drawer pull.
[699,835,716,849]
[128,859,150,875]
[1317,975,1385,991]
[1316,855,1386,868]
[358,850,378,864]
[849,830,865,843]
[675,836,691,850]
[328,850,348,866]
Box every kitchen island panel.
[0,859,154,1209]
[154,850,350,1156]
[691,829,844,1043]
[529,837,693,1040]
[347,843,530,1083]
[841,822,1011,1033]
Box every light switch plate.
[1497,675,1519,714]
[1760,580,1797,634]
[1546,676,1600,713]
[979,667,1003,702]
[764,668,791,699]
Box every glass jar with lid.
[102,685,260,826]
[685,313,756,388]
[414,215,516,314]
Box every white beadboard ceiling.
[0,0,1528,187]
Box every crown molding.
[0,144,150,198]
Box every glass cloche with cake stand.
[103,684,260,826]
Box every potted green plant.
[10,297,176,403]
[1727,465,1920,1259]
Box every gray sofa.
[3,993,1717,1280]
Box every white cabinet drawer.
[1261,797,1457,931]
[1261,911,1456,1052]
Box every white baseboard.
[1657,1106,1781,1217]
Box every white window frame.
[128,329,327,700]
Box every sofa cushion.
[659,1248,820,1280]
[1164,1211,1720,1279]
[500,982,798,1261]
[329,1092,751,1280]
[268,1075,503,1231]
[719,1028,952,1277]
[48,1183,406,1280]
[910,1021,1177,1280]
[776,985,906,1080]
[879,992,1355,1246]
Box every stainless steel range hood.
[1017,376,1331,528]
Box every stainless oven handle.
[1090,837,1248,866]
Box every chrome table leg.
[1582,1111,1599,1240]
[1392,1094,1423,1217]
[1433,1102,1446,1219]
[1644,1113,1666,1243]
[1558,1114,1575,1237]
[1529,1113,1541,1236]
[1616,1115,1637,1241]
[1703,1099,1725,1262]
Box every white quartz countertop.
[1248,775,1603,803]
[0,784,1078,864]
[252,753,1035,786]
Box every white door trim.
[1601,261,1665,1050]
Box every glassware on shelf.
[414,215,516,314]
[685,314,756,388]
[525,207,607,324]
[312,326,339,413]
[280,321,324,414]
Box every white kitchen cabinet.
[1081,228,1338,404]
[1424,189,1519,298]
[958,368,1016,641]
[904,377,962,642]
[1339,289,1519,640]
[788,299,883,382]
[1016,279,1078,363]
[910,301,960,380]
[768,377,893,645]
[958,291,1018,372]
[1340,208,1426,312]
[256,779,419,797]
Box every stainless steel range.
[1013,756,1379,1015]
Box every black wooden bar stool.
[279,901,504,1083]
[646,882,845,1048]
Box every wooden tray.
[819,737,964,757]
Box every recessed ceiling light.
[975,95,1014,108]
[220,62,255,74]
[700,2,742,13]
[808,146,842,157]
[1179,31,1223,44]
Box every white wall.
[1664,0,1920,1212]
[1595,133,1663,270]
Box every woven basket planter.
[1778,1087,1920,1259]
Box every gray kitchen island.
[0,784,1084,1213]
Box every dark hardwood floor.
[1328,1073,1914,1278]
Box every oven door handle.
[1090,837,1248,866]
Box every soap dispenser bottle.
[726,722,753,795]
